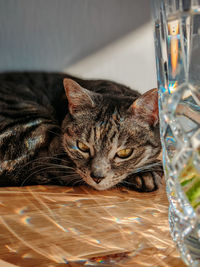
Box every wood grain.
[0,184,185,266]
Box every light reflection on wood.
[0,185,185,266]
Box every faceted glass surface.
[152,0,200,265]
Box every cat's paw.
[123,170,163,192]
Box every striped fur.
[0,72,163,190]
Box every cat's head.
[61,78,161,190]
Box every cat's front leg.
[133,171,163,192]
[122,168,164,192]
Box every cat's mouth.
[78,170,127,190]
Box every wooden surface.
[0,184,185,266]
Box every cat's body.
[0,72,163,191]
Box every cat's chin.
[81,177,111,191]
[84,175,127,191]
[90,183,113,191]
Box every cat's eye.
[77,141,90,153]
[116,148,133,159]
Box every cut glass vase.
[152,0,200,265]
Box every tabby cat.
[0,72,163,191]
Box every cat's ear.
[129,88,159,126]
[63,78,95,115]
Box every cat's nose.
[90,172,105,184]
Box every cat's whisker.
[131,162,163,174]
[20,175,36,187]
[46,129,61,137]
[16,154,67,171]
[17,166,71,183]
[37,163,75,170]
[63,174,80,178]
[55,175,80,181]
[58,173,81,179]
[20,162,79,186]
[20,167,53,186]
[20,165,76,186]
[25,166,75,178]
[72,179,85,187]
[121,180,134,185]
[52,175,83,186]
[18,158,75,175]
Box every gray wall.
[0,0,151,71]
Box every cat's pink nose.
[90,172,105,184]
[93,178,102,184]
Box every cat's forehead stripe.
[92,112,120,147]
